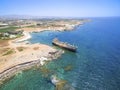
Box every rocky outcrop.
[51,75,75,90]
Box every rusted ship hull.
[52,38,77,52]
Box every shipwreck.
[52,38,77,52]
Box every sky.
[0,0,120,17]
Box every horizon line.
[0,15,120,18]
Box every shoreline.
[0,23,81,85]
[0,29,65,84]
[0,50,64,85]
[15,31,31,42]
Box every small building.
[9,35,16,38]
[3,32,9,37]
[0,23,8,27]
[7,30,23,35]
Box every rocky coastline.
[0,50,64,84]
[0,19,84,86]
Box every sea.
[0,17,120,90]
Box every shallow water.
[0,17,120,90]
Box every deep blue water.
[0,17,120,90]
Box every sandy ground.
[0,44,57,73]
[0,31,59,73]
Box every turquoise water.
[0,17,120,90]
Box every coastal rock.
[0,49,64,84]
[51,75,75,90]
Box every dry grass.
[0,40,9,47]
[16,47,26,52]
[0,48,10,55]
[2,48,15,56]
[33,47,39,50]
